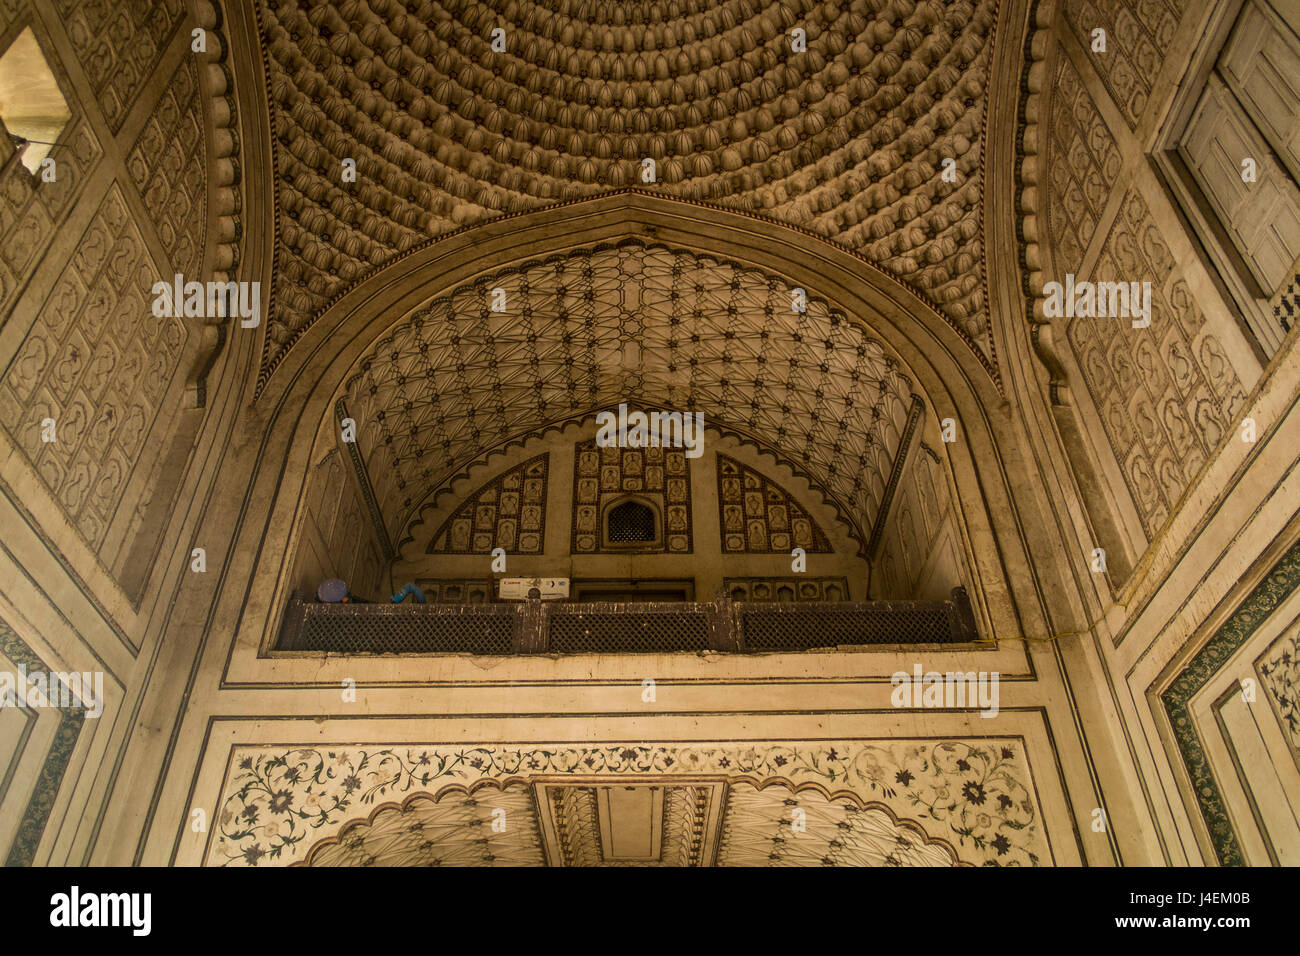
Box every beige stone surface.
[0,0,1295,868]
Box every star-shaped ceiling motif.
[342,241,919,546]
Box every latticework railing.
[277,587,979,654]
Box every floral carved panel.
[0,185,187,559]
[1066,188,1245,538]
[208,738,1049,867]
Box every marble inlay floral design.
[1258,623,1300,764]
[208,738,1047,867]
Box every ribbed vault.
[341,240,920,545]
[260,0,997,376]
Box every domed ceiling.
[258,0,999,379]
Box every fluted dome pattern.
[261,0,996,376]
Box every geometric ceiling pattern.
[207,739,1047,866]
[259,0,997,375]
[341,241,919,547]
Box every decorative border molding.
[0,621,85,867]
[1161,535,1300,866]
[1016,0,1067,392]
[723,576,851,602]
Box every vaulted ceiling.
[341,242,919,546]
[258,0,999,378]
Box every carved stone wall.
[0,0,239,597]
[1016,0,1300,870]
[54,0,187,132]
[1044,54,1119,279]
[1063,0,1186,129]
[873,442,963,601]
[292,447,387,601]
[573,439,692,554]
[1067,188,1246,537]
[0,0,250,868]
[0,184,188,559]
[0,28,102,323]
[127,58,207,278]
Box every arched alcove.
[226,192,1036,656]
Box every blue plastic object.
[390,583,427,604]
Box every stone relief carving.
[716,453,831,553]
[56,0,187,132]
[875,443,958,598]
[0,32,102,326]
[0,185,187,557]
[1045,55,1120,279]
[573,438,692,553]
[1066,188,1245,537]
[300,447,385,597]
[1064,0,1186,129]
[127,58,207,278]
[724,576,849,601]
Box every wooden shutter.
[1181,75,1300,295]
[1220,0,1300,182]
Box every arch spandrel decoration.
[296,778,966,867]
[716,453,833,554]
[205,740,1042,867]
[340,241,920,549]
[426,453,549,554]
[249,194,1020,649]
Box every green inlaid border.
[0,622,85,867]
[1161,537,1300,866]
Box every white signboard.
[498,577,570,600]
